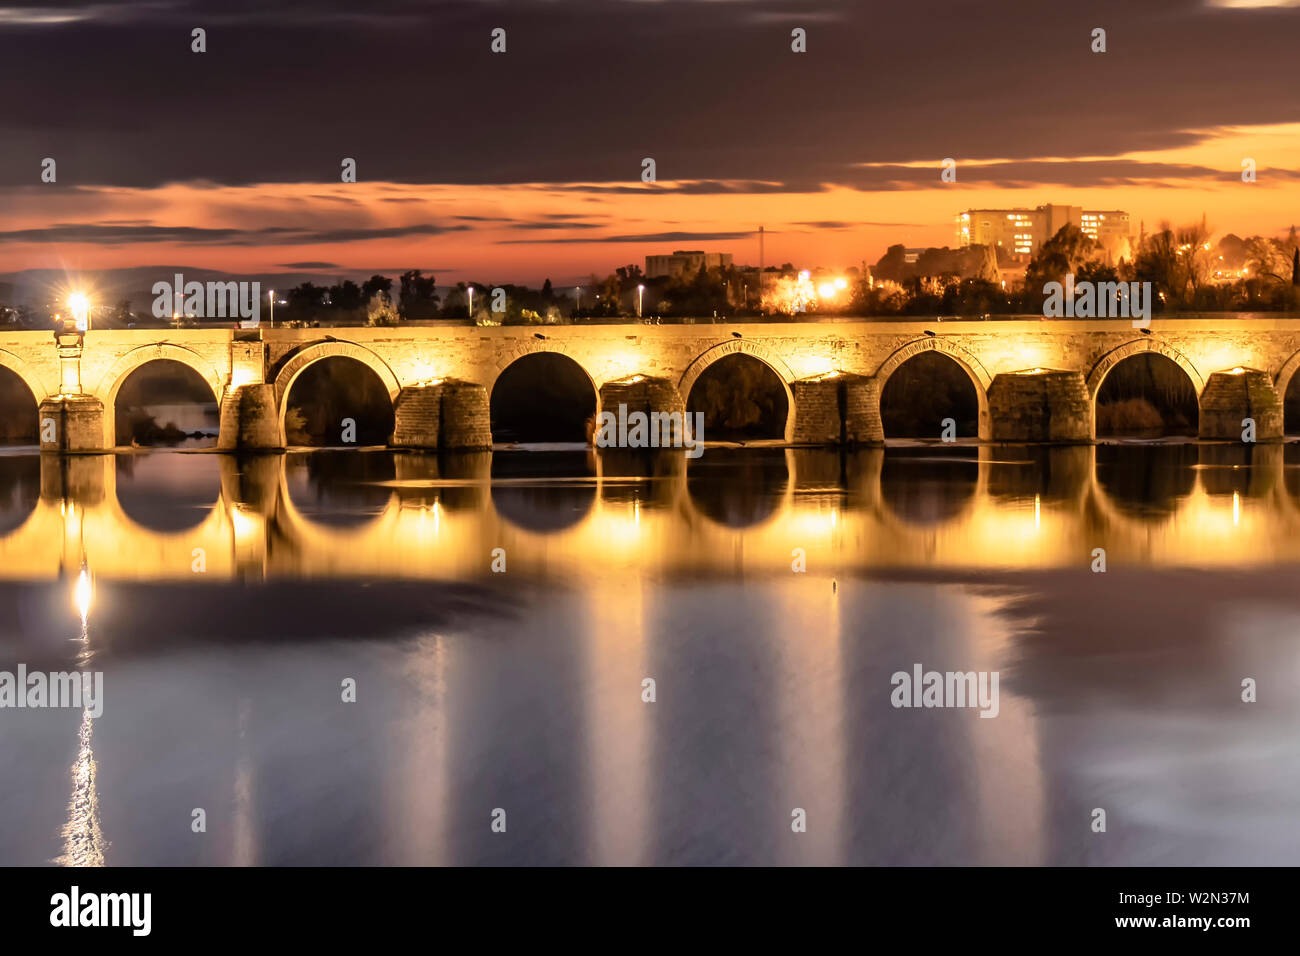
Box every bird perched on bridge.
[923,329,937,337]
[533,333,546,340]
[731,331,742,338]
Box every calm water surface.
[1,441,1299,865]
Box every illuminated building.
[956,204,1132,257]
[644,250,734,279]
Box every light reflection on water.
[0,443,1299,865]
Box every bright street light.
[637,284,645,318]
[68,292,91,331]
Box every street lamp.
[467,286,474,320]
[637,284,645,318]
[68,292,90,332]
[575,287,581,315]
[268,289,275,328]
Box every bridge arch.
[0,348,54,404]
[1273,348,1300,412]
[875,337,992,440]
[273,340,401,405]
[1086,339,1204,398]
[97,345,225,449]
[493,340,590,378]
[489,344,599,400]
[678,340,796,442]
[97,343,225,408]
[273,340,401,441]
[489,347,599,443]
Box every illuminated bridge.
[2,317,1299,451]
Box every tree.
[361,274,393,302]
[398,270,439,320]
[873,244,909,283]
[598,273,623,315]
[615,264,644,289]
[366,291,399,327]
[1134,226,1178,307]
[328,279,364,312]
[1024,225,1098,288]
[286,283,325,322]
[1171,217,1214,302]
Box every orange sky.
[4,123,1299,286]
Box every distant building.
[644,250,733,279]
[956,204,1132,257]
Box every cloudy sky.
[1,0,1299,285]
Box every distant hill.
[0,266,366,312]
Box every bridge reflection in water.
[2,443,1300,581]
[4,444,1300,866]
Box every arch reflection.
[1094,443,1198,517]
[116,454,221,533]
[283,451,397,528]
[686,448,789,528]
[490,449,596,533]
[880,447,978,526]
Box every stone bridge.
[5,317,1300,452]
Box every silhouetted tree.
[328,279,364,312]
[398,270,439,320]
[361,274,393,302]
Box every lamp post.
[467,286,474,321]
[637,284,644,319]
[268,289,275,328]
[575,287,581,316]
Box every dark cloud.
[544,181,818,195]
[0,222,468,245]
[278,261,341,268]
[2,0,1296,189]
[501,230,756,245]
[509,221,605,231]
[793,220,928,229]
[453,215,605,229]
[806,158,1285,192]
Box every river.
[0,441,1297,864]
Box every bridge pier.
[438,381,493,450]
[598,375,686,442]
[217,384,284,451]
[389,380,492,451]
[1198,369,1283,441]
[38,395,107,453]
[988,370,1092,443]
[790,373,881,444]
[390,385,443,449]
